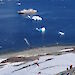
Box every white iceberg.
[58,31,65,36]
[32,16,42,21]
[27,15,42,21]
[18,9,37,15]
[36,27,46,33]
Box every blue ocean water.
[0,0,75,52]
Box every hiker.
[67,67,68,70]
[70,65,72,69]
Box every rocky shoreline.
[0,45,75,75]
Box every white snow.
[0,53,75,75]
[0,58,6,62]
[60,48,74,52]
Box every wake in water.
[24,38,30,46]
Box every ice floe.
[18,9,37,15]
[32,16,42,21]
[36,27,46,33]
[58,31,65,36]
[27,15,42,21]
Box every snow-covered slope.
[0,53,75,75]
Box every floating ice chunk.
[58,31,64,36]
[32,16,42,21]
[17,2,21,6]
[27,15,31,19]
[18,9,37,15]
[36,28,41,32]
[36,27,46,33]
[41,27,46,33]
[27,15,42,21]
